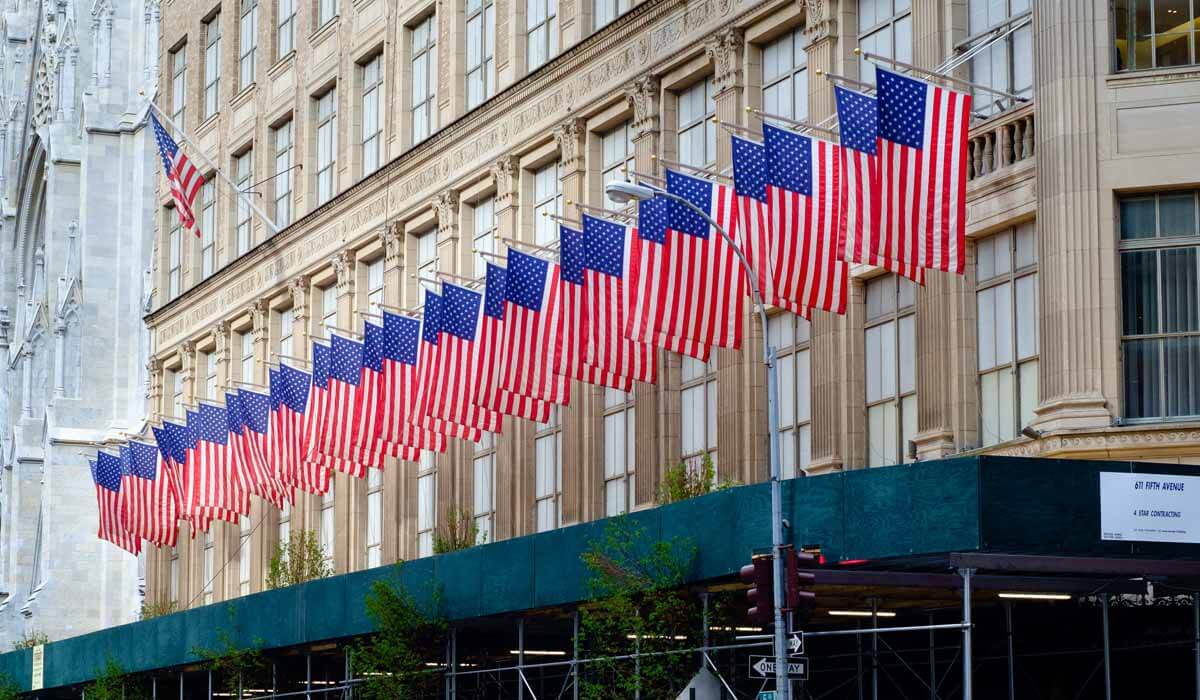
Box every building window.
[473,433,495,542]
[202,531,214,604]
[316,88,338,205]
[466,0,495,109]
[274,120,293,228]
[169,552,180,604]
[762,28,808,123]
[278,500,291,547]
[770,314,811,478]
[472,196,496,278]
[976,223,1038,446]
[238,516,251,595]
[170,46,187,130]
[1115,0,1199,71]
[239,0,258,90]
[601,121,635,211]
[366,258,385,315]
[857,0,912,84]
[277,0,296,58]
[417,453,435,557]
[526,0,558,71]
[603,389,635,516]
[534,408,562,532]
[319,486,335,569]
[1119,191,1200,420]
[168,213,182,299]
[321,284,337,337]
[680,356,718,469]
[968,0,1031,115]
[204,14,221,119]
[416,229,439,278]
[172,371,185,419]
[318,0,337,27]
[594,0,629,30]
[865,275,917,466]
[278,307,295,358]
[235,150,253,255]
[532,162,563,246]
[411,15,438,143]
[366,468,383,567]
[240,331,255,381]
[676,78,716,167]
[200,181,216,278]
[204,352,218,399]
[361,56,383,176]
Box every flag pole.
[147,101,282,235]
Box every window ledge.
[1107,64,1200,89]
[231,82,258,107]
[268,50,297,78]
[309,15,341,43]
[195,112,221,139]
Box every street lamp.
[604,180,792,700]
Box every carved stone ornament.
[250,299,269,331]
[330,251,354,291]
[553,118,585,167]
[381,223,404,263]
[431,190,460,230]
[623,75,660,135]
[179,340,197,373]
[489,155,519,196]
[289,275,310,312]
[211,320,231,360]
[704,27,744,92]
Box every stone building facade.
[143,0,1200,606]
[0,0,162,642]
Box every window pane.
[1120,197,1157,240]
[1165,335,1200,417]
[981,369,1000,446]
[1161,247,1198,333]
[797,349,811,423]
[879,320,897,397]
[1123,338,1161,419]
[900,394,917,462]
[1121,250,1159,335]
[993,281,1013,366]
[1019,359,1038,430]
[1015,222,1037,268]
[1015,274,1038,360]
[977,286,996,370]
[1159,192,1197,237]
[865,325,882,402]
[898,314,915,394]
[778,353,795,426]
[780,427,796,480]
[1154,0,1194,68]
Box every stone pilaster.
[211,320,232,398]
[1030,0,1116,431]
[179,339,197,409]
[329,250,356,574]
[912,273,956,459]
[802,0,839,122]
[380,222,405,566]
[289,275,311,361]
[559,0,587,53]
[250,300,269,385]
[706,27,743,171]
[147,355,164,418]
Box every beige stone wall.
[144,0,1200,608]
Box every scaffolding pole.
[1195,592,1200,700]
[871,598,879,700]
[960,568,974,700]
[1005,602,1015,700]
[573,611,580,700]
[1102,593,1112,700]
[928,614,936,700]
[518,617,526,700]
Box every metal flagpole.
[146,101,282,235]
[961,568,974,700]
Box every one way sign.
[748,656,809,681]
[788,633,804,655]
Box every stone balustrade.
[967,102,1035,181]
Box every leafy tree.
[86,658,150,700]
[353,563,447,700]
[192,606,269,697]
[432,505,483,554]
[656,454,739,505]
[11,630,48,650]
[0,674,19,700]
[140,599,179,621]
[266,529,333,590]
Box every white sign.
[31,644,43,690]
[1100,472,1200,544]
[788,633,804,655]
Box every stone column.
[1030,1,1115,431]
[250,300,269,384]
[179,340,197,409]
[52,318,66,399]
[437,0,465,126]
[289,276,312,360]
[559,0,588,52]
[379,223,406,564]
[211,321,232,397]
[148,356,164,418]
[327,251,357,573]
[803,0,840,121]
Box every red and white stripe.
[624,230,711,361]
[564,265,634,392]
[95,481,140,555]
[169,153,204,235]
[373,349,448,458]
[429,294,504,435]
[494,262,571,407]
[119,456,179,549]
[736,191,808,318]
[839,144,927,284]
[582,227,657,384]
[412,320,485,443]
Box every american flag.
[581,215,657,385]
[152,422,189,518]
[150,112,204,237]
[624,196,711,359]
[659,169,746,352]
[761,124,849,315]
[875,68,970,274]
[730,136,800,315]
[359,322,422,464]
[834,86,926,284]
[273,364,330,495]
[374,311,447,457]
[494,248,572,408]
[560,223,634,391]
[429,283,504,434]
[195,403,250,521]
[477,265,554,423]
[119,441,179,548]
[229,391,287,508]
[322,334,372,476]
[92,453,140,554]
[300,344,344,489]
[412,290,484,442]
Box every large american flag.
[374,311,447,456]
[92,453,140,554]
[359,322,422,464]
[196,403,250,520]
[730,136,803,316]
[302,343,350,487]
[834,86,926,284]
[560,224,633,391]
[760,124,849,315]
[119,441,179,548]
[153,421,195,532]
[477,265,554,423]
[272,364,331,495]
[660,169,746,352]
[494,248,571,407]
[322,334,373,476]
[581,215,657,384]
[430,283,504,434]
[875,67,971,274]
[229,391,287,508]
[412,290,485,442]
[150,112,204,237]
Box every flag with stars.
[355,322,421,465]
[581,215,657,385]
[560,224,632,391]
[320,334,372,477]
[656,169,745,354]
[152,422,189,524]
[228,391,286,508]
[875,67,970,274]
[412,290,485,442]
[374,310,447,458]
[761,124,849,315]
[834,86,926,284]
[299,343,342,491]
[119,440,180,548]
[428,283,504,435]
[150,112,204,237]
[272,363,330,495]
[494,248,572,408]
[730,135,807,317]
[476,264,554,423]
[198,402,250,520]
[92,453,140,554]
[236,388,292,507]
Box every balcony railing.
[967,101,1034,182]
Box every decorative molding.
[704,27,743,92]
[624,75,660,136]
[553,118,586,169]
[430,189,460,232]
[489,155,520,199]
[330,251,354,292]
[288,275,310,314]
[381,223,404,264]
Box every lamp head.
[605,181,657,205]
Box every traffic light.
[784,548,817,612]
[740,554,774,625]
